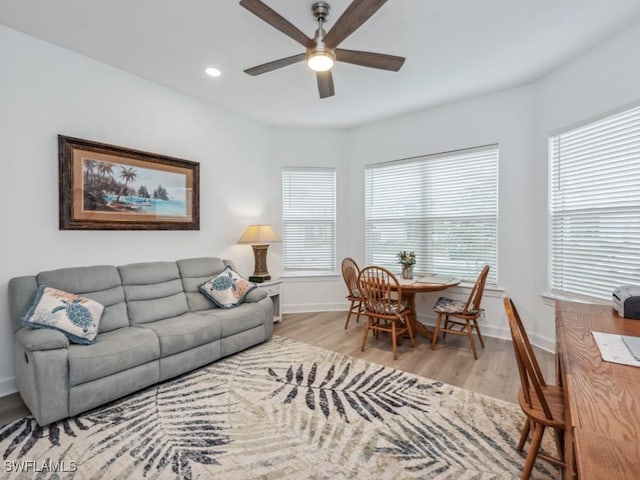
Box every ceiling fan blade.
[323,0,388,48]
[335,49,405,71]
[239,0,314,48]
[316,71,335,99]
[244,53,307,76]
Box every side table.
[258,278,281,323]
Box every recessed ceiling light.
[205,67,221,77]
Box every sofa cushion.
[138,312,222,357]
[22,286,105,345]
[37,265,128,333]
[68,326,159,386]
[201,302,266,338]
[199,267,256,309]
[119,261,189,325]
[177,257,228,311]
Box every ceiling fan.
[239,0,405,99]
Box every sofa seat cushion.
[68,327,159,386]
[202,302,265,338]
[138,313,222,358]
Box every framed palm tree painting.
[59,135,199,230]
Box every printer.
[612,286,640,319]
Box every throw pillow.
[21,286,105,345]
[199,267,256,308]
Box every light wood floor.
[0,311,555,424]
[274,311,556,404]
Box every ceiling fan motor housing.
[312,2,330,22]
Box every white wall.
[530,20,640,338]
[268,128,351,312]
[345,19,640,350]
[3,18,640,396]
[0,26,273,396]
[348,86,539,345]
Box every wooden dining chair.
[357,266,415,360]
[503,296,565,480]
[341,257,365,329]
[431,265,489,359]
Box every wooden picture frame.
[59,135,200,230]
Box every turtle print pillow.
[199,267,256,309]
[21,286,105,345]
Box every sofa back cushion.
[177,257,231,311]
[119,261,188,325]
[37,265,128,333]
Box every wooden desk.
[555,301,640,479]
[398,278,460,339]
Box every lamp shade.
[238,224,280,244]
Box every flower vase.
[402,265,413,280]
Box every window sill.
[540,291,610,307]
[281,271,340,281]
[447,283,504,298]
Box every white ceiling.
[2,0,640,128]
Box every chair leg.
[391,321,398,360]
[474,319,485,348]
[467,320,478,360]
[442,314,449,339]
[361,318,371,352]
[431,313,443,350]
[344,300,356,329]
[355,300,363,324]
[522,422,545,480]
[517,418,530,452]
[406,317,415,348]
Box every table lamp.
[238,224,281,283]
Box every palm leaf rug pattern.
[0,337,559,479]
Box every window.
[282,167,336,273]
[365,146,498,284]
[549,105,640,299]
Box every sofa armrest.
[16,327,70,351]
[245,287,268,303]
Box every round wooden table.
[396,278,460,339]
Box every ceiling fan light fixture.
[307,48,335,72]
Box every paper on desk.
[592,331,640,367]
[415,275,457,285]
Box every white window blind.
[365,146,498,284]
[282,167,336,272]
[549,105,640,299]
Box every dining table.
[395,275,461,339]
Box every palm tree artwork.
[115,167,138,203]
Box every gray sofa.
[8,257,273,426]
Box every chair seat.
[519,385,565,428]
[434,296,479,315]
[367,299,408,316]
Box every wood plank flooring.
[274,311,556,404]
[0,311,555,425]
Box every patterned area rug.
[0,337,559,479]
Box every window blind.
[549,105,640,299]
[365,146,498,284]
[282,167,336,272]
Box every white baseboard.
[0,376,17,398]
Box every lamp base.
[250,244,271,283]
[249,275,271,283]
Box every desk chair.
[341,257,365,329]
[357,266,415,360]
[431,265,489,359]
[503,296,565,480]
